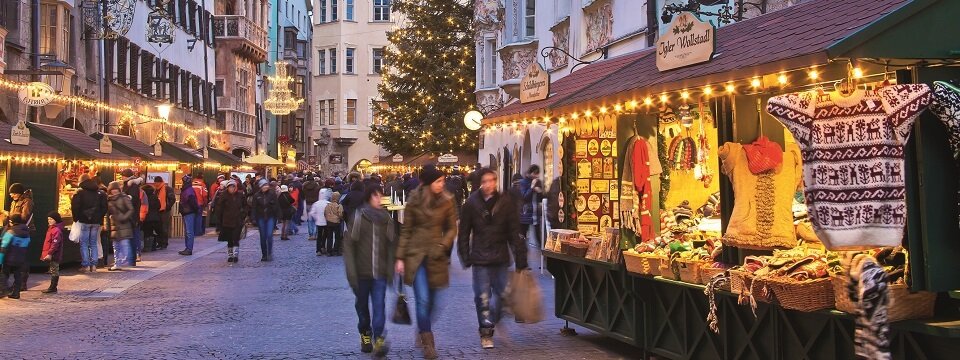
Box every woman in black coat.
[216,181,247,263]
[140,185,164,253]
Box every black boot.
[20,272,28,292]
[42,276,59,294]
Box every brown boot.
[420,332,438,359]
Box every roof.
[826,0,960,59]
[404,152,479,167]
[484,50,650,123]
[551,0,911,111]
[90,133,179,162]
[0,121,63,157]
[206,146,242,166]
[28,123,130,160]
[244,153,284,165]
[160,141,204,163]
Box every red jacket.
[41,223,65,262]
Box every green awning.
[827,0,960,60]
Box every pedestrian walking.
[344,183,396,356]
[444,168,468,211]
[40,211,65,294]
[309,189,329,256]
[191,174,209,236]
[179,175,200,256]
[290,176,304,227]
[0,215,31,299]
[324,191,344,257]
[303,177,322,240]
[395,164,458,360]
[208,174,225,228]
[71,175,108,272]
[215,181,247,263]
[341,181,365,228]
[151,176,175,250]
[519,165,545,248]
[106,181,134,271]
[141,184,164,253]
[5,183,35,290]
[253,179,279,261]
[120,169,146,265]
[278,185,296,240]
[457,168,528,349]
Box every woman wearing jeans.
[253,179,279,262]
[395,165,458,360]
[106,181,134,271]
[178,176,200,256]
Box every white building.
[311,0,393,175]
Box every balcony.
[217,98,256,137]
[213,15,268,63]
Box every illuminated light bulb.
[725,83,736,93]
[808,70,819,80]
[644,97,653,106]
[778,74,788,85]
[703,86,713,96]
[558,117,566,124]
[853,67,864,79]
[629,100,639,108]
[584,110,593,117]
[659,94,668,103]
[599,106,608,114]
[571,113,579,120]
[750,78,762,88]
[614,104,622,112]
[680,91,690,100]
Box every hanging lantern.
[679,104,694,128]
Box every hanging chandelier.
[263,61,304,116]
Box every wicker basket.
[699,267,728,286]
[639,254,666,276]
[673,258,703,284]
[560,241,589,257]
[728,269,770,302]
[832,277,936,321]
[764,276,835,312]
[624,251,652,275]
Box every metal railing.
[212,15,268,51]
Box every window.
[555,0,570,21]
[39,4,56,55]
[319,0,326,23]
[141,51,155,97]
[485,39,497,86]
[373,0,391,21]
[345,48,355,74]
[61,9,71,60]
[331,0,338,21]
[116,38,129,85]
[346,99,357,125]
[328,99,337,125]
[128,44,140,89]
[372,48,384,74]
[297,41,307,58]
[295,76,305,97]
[524,0,535,38]
[215,79,224,97]
[284,30,296,51]
[371,101,388,126]
[238,68,249,110]
[329,48,337,73]
[345,0,354,20]
[318,49,326,74]
[318,100,327,125]
[295,118,304,141]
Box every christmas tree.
[371,0,477,155]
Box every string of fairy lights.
[0,77,223,136]
[481,64,890,134]
[367,164,475,175]
[0,155,254,172]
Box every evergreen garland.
[659,130,671,210]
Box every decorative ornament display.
[147,1,176,44]
[81,0,136,40]
[263,61,304,116]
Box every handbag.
[69,221,82,243]
[391,278,412,325]
[509,270,545,323]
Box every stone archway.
[62,117,85,132]
[232,147,252,158]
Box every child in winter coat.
[1,215,31,299]
[325,191,345,256]
[41,211,65,294]
[309,189,330,256]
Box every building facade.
[214,0,270,158]
[311,0,392,175]
[263,0,312,161]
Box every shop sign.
[18,82,56,107]
[520,62,549,103]
[153,141,163,157]
[656,12,715,72]
[392,154,404,163]
[329,153,343,164]
[9,120,29,146]
[438,154,458,163]
[99,134,112,154]
[308,155,317,165]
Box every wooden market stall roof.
[483,50,651,124]
[160,141,204,163]
[205,146,243,166]
[89,133,179,163]
[0,121,63,157]
[28,123,130,160]
[549,0,913,114]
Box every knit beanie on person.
[257,179,269,188]
[8,183,25,195]
[48,211,63,224]
[419,164,444,185]
[107,181,123,193]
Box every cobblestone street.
[0,229,640,359]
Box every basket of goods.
[547,229,580,254]
[623,249,650,275]
[697,238,729,285]
[626,241,666,276]
[658,240,695,281]
[733,248,837,312]
[640,251,669,276]
[560,235,590,257]
[670,250,710,284]
[832,247,936,322]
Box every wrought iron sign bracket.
[540,46,609,73]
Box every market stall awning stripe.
[28,123,130,161]
[89,132,180,163]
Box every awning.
[90,133,179,163]
[0,121,63,158]
[483,50,649,125]
[826,0,960,60]
[243,153,284,165]
[205,146,242,166]
[549,0,914,114]
[404,152,478,167]
[28,123,129,161]
[160,141,204,163]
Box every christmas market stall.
[89,133,181,183]
[0,120,66,267]
[487,0,960,358]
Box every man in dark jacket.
[444,169,468,211]
[466,163,483,193]
[341,181,365,228]
[303,177,322,240]
[545,177,563,229]
[140,185,164,253]
[253,179,280,261]
[401,173,420,200]
[120,168,145,265]
[519,165,544,248]
[0,215,31,299]
[457,168,528,349]
[179,175,200,256]
[151,176,176,250]
[71,175,108,272]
